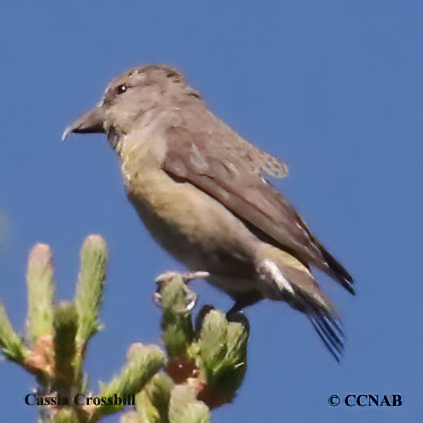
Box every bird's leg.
[153,270,210,305]
[226,292,262,316]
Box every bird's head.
[62,64,201,142]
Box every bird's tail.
[257,245,345,361]
[305,303,344,362]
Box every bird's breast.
[124,164,257,278]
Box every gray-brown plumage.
[63,64,354,361]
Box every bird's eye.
[116,83,128,95]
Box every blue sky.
[1,1,422,422]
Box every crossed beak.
[62,104,106,140]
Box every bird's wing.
[162,116,354,294]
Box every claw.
[152,291,162,306]
[153,270,208,310]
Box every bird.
[63,64,354,361]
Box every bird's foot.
[153,270,209,305]
[155,270,210,284]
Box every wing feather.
[162,113,354,294]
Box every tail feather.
[256,247,348,362]
[308,307,344,362]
